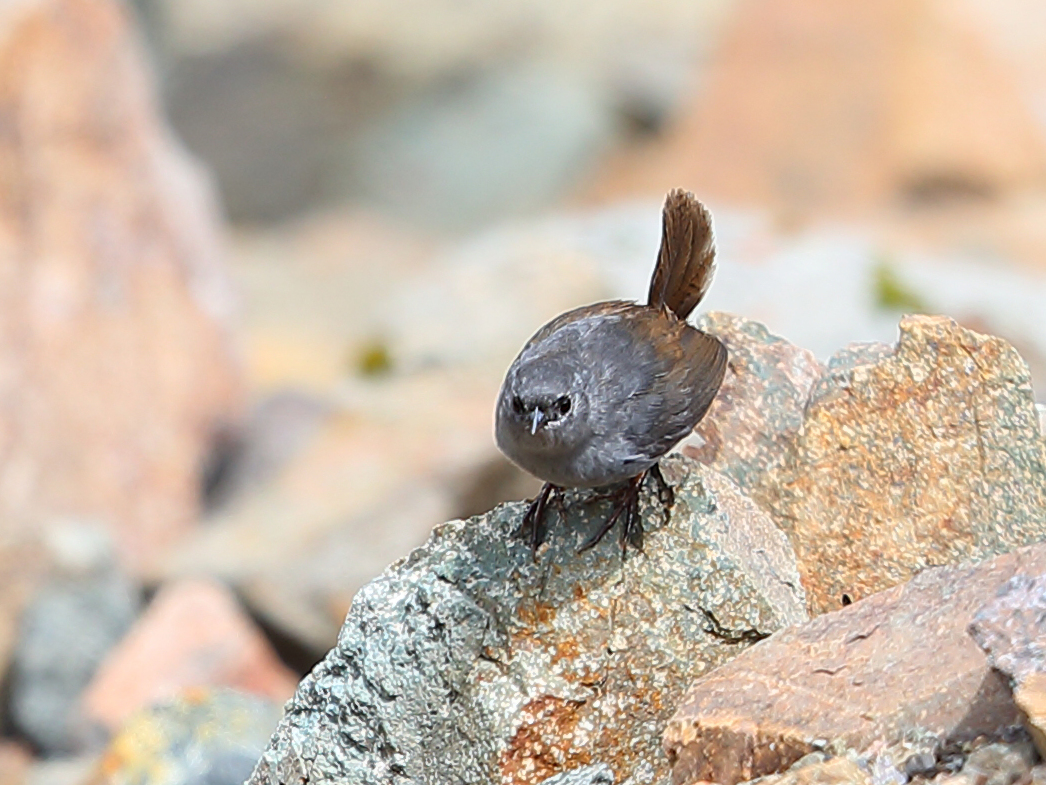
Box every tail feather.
[646,189,716,320]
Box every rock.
[677,311,824,508]
[661,543,1046,785]
[202,389,333,511]
[969,573,1046,684]
[345,64,615,231]
[537,765,615,785]
[744,754,874,785]
[381,218,610,372]
[969,573,1046,756]
[148,0,724,224]
[10,524,140,754]
[0,536,48,705]
[25,756,100,785]
[959,741,1038,785]
[586,0,1046,216]
[682,314,1046,615]
[82,578,296,734]
[0,0,240,571]
[165,388,486,655]
[248,456,806,785]
[0,743,31,785]
[227,207,433,391]
[93,688,283,785]
[772,315,1046,614]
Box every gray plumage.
[495,190,727,492]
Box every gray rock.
[346,64,616,231]
[10,524,140,754]
[960,740,1038,785]
[970,573,1046,685]
[98,688,282,785]
[248,455,806,785]
[538,765,615,785]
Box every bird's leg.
[515,482,558,557]
[578,474,644,553]
[647,462,674,510]
[619,479,644,555]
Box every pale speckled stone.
[775,315,1046,614]
[679,312,823,510]
[247,456,805,785]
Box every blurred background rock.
[3,0,1046,783]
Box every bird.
[494,189,727,556]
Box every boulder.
[662,543,1046,785]
[970,572,1046,757]
[93,688,283,785]
[82,578,296,734]
[687,313,1046,615]
[0,0,240,571]
[248,456,806,785]
[586,0,1046,215]
[678,311,823,509]
[10,524,140,754]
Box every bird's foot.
[578,473,644,555]
[648,462,675,509]
[578,463,675,557]
[514,482,561,558]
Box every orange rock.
[0,0,240,573]
[585,0,1046,216]
[775,315,1046,614]
[0,741,31,785]
[663,543,1046,785]
[81,578,296,733]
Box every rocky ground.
[5,0,1046,785]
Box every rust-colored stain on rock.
[499,696,591,785]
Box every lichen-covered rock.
[536,765,614,785]
[248,456,806,785]
[94,688,283,785]
[687,314,1046,616]
[679,312,823,508]
[775,315,1046,614]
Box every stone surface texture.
[681,314,1046,615]
[744,754,874,785]
[0,0,240,571]
[82,578,297,733]
[662,543,1046,785]
[94,688,283,785]
[679,311,823,508]
[536,765,615,785]
[970,572,1046,756]
[248,456,806,785]
[10,525,139,754]
[729,315,1046,615]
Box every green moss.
[872,260,928,312]
[356,340,393,377]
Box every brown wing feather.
[646,189,716,321]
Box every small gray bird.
[495,189,727,555]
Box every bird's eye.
[512,395,525,415]
[555,396,571,415]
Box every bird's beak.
[530,408,546,435]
